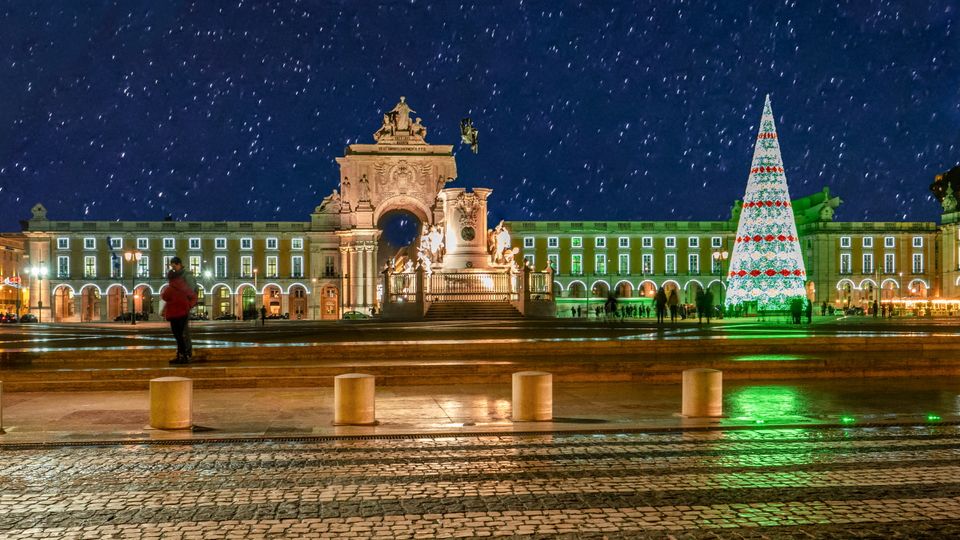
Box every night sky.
[1,1,958,232]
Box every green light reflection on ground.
[730,354,808,362]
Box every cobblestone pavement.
[4,426,960,538]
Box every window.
[138,256,150,278]
[163,256,173,271]
[523,237,535,248]
[547,253,559,272]
[711,254,722,274]
[324,255,335,277]
[84,256,96,278]
[291,255,304,277]
[188,256,201,275]
[884,236,895,248]
[109,237,122,250]
[291,238,304,250]
[862,253,873,274]
[57,256,69,278]
[840,236,851,248]
[215,238,227,250]
[862,237,873,248]
[163,238,175,250]
[189,238,201,250]
[240,256,253,277]
[110,254,122,278]
[618,237,630,248]
[571,236,583,249]
[547,237,559,249]
[595,237,606,248]
[571,254,583,275]
[688,237,699,248]
[214,256,227,278]
[913,236,923,248]
[595,254,606,274]
[266,256,278,278]
[913,253,924,273]
[266,237,278,250]
[241,237,253,250]
[840,253,851,274]
[642,253,653,274]
[665,253,676,274]
[57,237,69,250]
[641,236,653,248]
[688,254,700,274]
[137,237,149,250]
[665,237,676,248]
[618,253,630,275]
[84,237,96,250]
[884,253,895,274]
[711,236,722,248]
[523,254,535,268]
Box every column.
[280,293,289,316]
[340,246,351,311]
[98,295,108,321]
[352,248,362,312]
[365,244,375,311]
[73,295,82,322]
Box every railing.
[426,272,519,303]
[387,271,418,303]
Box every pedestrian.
[668,289,679,323]
[695,289,705,324]
[703,290,713,324]
[872,299,878,318]
[805,298,813,324]
[821,301,827,316]
[161,257,198,365]
[654,286,667,325]
[571,306,576,318]
[260,305,267,326]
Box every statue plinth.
[438,188,492,270]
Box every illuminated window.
[688,237,699,248]
[266,256,278,278]
[884,236,895,248]
[188,256,201,275]
[642,253,653,274]
[291,255,304,277]
[137,237,149,250]
[665,237,676,248]
[57,256,70,278]
[110,237,122,250]
[913,253,923,273]
[711,236,722,248]
[618,253,629,275]
[862,237,873,248]
[547,253,558,272]
[641,236,653,248]
[189,238,201,250]
[523,237,534,248]
[84,237,96,250]
[138,256,150,277]
[571,254,583,275]
[57,237,69,250]
[913,236,923,248]
[840,253,851,274]
[215,256,227,278]
[618,237,629,248]
[215,238,227,250]
[291,238,304,250]
[571,237,582,249]
[665,253,676,275]
[240,256,253,277]
[163,238,175,250]
[595,254,606,274]
[862,253,873,273]
[84,256,96,278]
[266,237,278,250]
[547,237,559,248]
[840,236,851,248]
[523,254,534,267]
[595,237,606,248]
[884,253,895,274]
[241,238,253,250]
[688,254,699,274]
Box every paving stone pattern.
[4,427,960,538]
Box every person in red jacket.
[161,257,198,365]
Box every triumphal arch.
[310,97,554,319]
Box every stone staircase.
[425,302,523,320]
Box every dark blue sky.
[1,1,957,230]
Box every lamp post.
[898,271,903,317]
[203,269,212,319]
[29,263,48,323]
[123,250,142,325]
[311,277,318,320]
[712,245,729,308]
[253,268,259,316]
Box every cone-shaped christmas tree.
[725,95,807,310]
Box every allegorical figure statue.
[943,183,958,213]
[358,174,371,202]
[460,118,479,154]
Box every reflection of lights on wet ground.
[727,385,804,424]
[730,354,808,362]
[840,415,856,424]
[927,413,942,422]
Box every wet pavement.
[2,316,960,353]
[3,425,960,538]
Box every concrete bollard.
[682,368,723,418]
[334,373,376,425]
[150,376,193,430]
[512,371,553,421]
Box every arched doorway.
[567,281,586,298]
[908,279,928,298]
[614,280,633,298]
[638,280,657,299]
[238,285,257,320]
[837,280,854,309]
[591,281,610,298]
[80,285,101,322]
[377,208,425,271]
[134,285,153,320]
[211,285,232,319]
[262,284,282,316]
[685,281,704,304]
[53,285,75,322]
[707,281,725,308]
[321,285,339,320]
[106,285,126,321]
[289,285,308,320]
[880,279,898,301]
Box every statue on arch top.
[374,96,427,144]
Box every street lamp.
[712,245,729,310]
[123,250,142,325]
[29,263,48,323]
[311,277,318,320]
[253,267,259,313]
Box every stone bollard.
[334,373,376,425]
[682,368,723,418]
[512,371,553,421]
[150,376,193,430]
